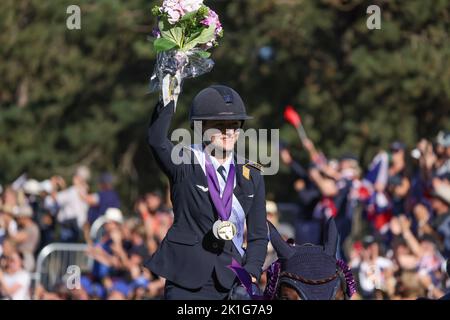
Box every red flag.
[283,105,301,128]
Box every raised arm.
[147,100,180,180]
[309,167,338,197]
[399,215,423,258]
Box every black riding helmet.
[189,85,253,127]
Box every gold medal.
[212,220,237,240]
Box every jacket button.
[212,242,218,249]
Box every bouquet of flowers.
[149,0,223,108]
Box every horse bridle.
[279,271,339,286]
[272,260,356,300]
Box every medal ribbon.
[205,153,235,221]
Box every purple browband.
[263,261,281,300]
[336,259,357,297]
[229,258,356,300]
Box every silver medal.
[212,220,237,241]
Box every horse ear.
[323,218,338,257]
[268,221,295,259]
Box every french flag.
[364,151,389,187]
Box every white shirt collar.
[209,152,234,177]
[187,144,235,179]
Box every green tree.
[1,0,449,208]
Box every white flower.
[180,0,203,13]
[161,0,184,24]
[161,0,203,24]
[162,0,181,8]
[166,8,182,24]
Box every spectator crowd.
[0,169,172,300]
[278,130,450,300]
[0,130,449,300]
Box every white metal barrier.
[33,243,93,298]
[32,217,109,298]
[90,216,107,243]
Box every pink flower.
[201,9,219,26]
[201,9,222,36]
[215,20,223,36]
